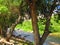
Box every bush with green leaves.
[50,15,60,32]
[16,15,60,33]
[16,20,32,32]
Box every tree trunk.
[40,15,51,45]
[6,1,24,41]
[6,7,21,41]
[6,14,21,41]
[40,0,57,44]
[26,0,57,45]
[29,1,40,45]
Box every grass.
[49,33,60,38]
[16,20,33,32]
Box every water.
[12,30,60,45]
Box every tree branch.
[6,1,23,41]
[40,16,51,44]
[50,0,57,15]
[40,0,57,44]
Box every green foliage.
[0,4,18,25]
[0,0,60,36]
[16,20,32,32]
[0,0,20,31]
[10,0,23,7]
[16,19,45,35]
[0,5,8,14]
[36,0,54,14]
[16,15,60,33]
[50,15,60,32]
[0,5,9,28]
[38,19,45,31]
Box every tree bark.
[30,4,40,45]
[26,0,57,45]
[27,0,40,45]
[40,15,51,45]
[40,0,57,44]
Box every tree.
[0,2,19,36]
[0,5,10,36]
[26,0,40,45]
[26,0,57,45]
[6,0,24,41]
[0,0,26,41]
[0,0,59,45]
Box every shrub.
[16,16,60,34]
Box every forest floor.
[0,32,60,45]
